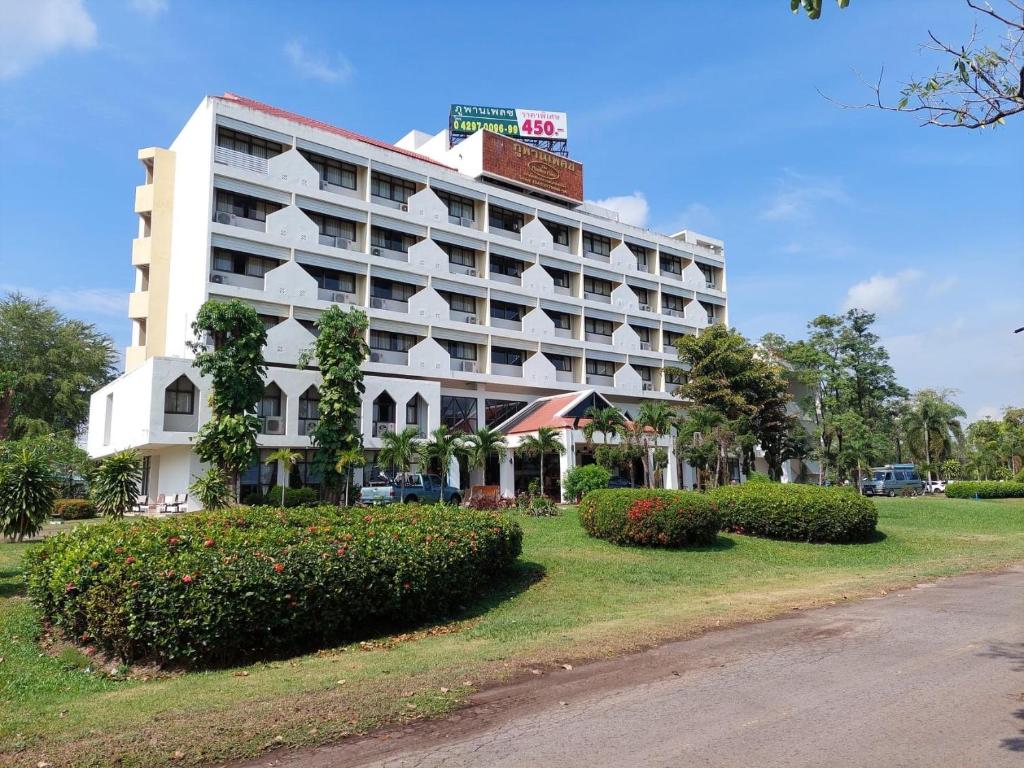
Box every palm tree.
[678,407,729,489]
[334,447,365,507]
[636,401,675,487]
[900,389,966,482]
[264,449,303,506]
[418,425,467,494]
[464,426,507,485]
[516,426,566,498]
[377,426,422,498]
[582,406,623,447]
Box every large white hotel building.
[87,94,731,505]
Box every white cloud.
[2,284,125,318]
[284,40,353,83]
[128,0,168,15]
[759,171,849,222]
[585,192,649,227]
[0,0,97,79]
[841,269,922,314]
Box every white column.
[558,431,576,503]
[470,466,486,487]
[447,456,461,489]
[499,448,515,498]
[682,460,695,490]
[781,460,794,484]
[666,443,679,489]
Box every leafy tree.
[516,426,566,498]
[91,449,142,518]
[0,445,57,541]
[334,447,365,507]
[900,389,967,481]
[377,426,422,497]
[940,458,967,480]
[264,449,303,507]
[1002,407,1024,474]
[676,406,725,490]
[562,464,610,502]
[189,468,233,510]
[790,0,848,20]
[187,300,267,498]
[463,426,507,484]
[636,401,674,487]
[301,307,369,500]
[418,425,468,493]
[0,292,117,440]
[0,433,91,497]
[582,406,623,447]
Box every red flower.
[403,581,411,590]
[337,547,347,556]
[273,562,285,573]
[168,536,181,546]
[181,574,193,584]
[125,556,136,565]
[65,582,76,593]
[203,539,216,548]
[363,515,373,523]
[90,560,100,569]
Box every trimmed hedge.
[51,499,98,520]
[578,489,720,548]
[712,484,877,543]
[562,464,611,503]
[26,505,521,665]
[945,481,1024,499]
[241,486,319,508]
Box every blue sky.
[1,0,1021,420]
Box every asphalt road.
[247,567,1024,768]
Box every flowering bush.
[578,489,720,547]
[25,504,521,665]
[712,483,877,543]
[945,481,1024,499]
[52,499,99,520]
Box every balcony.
[584,291,612,304]
[489,272,521,286]
[492,363,524,377]
[369,296,408,313]
[556,370,575,384]
[214,145,269,175]
[131,237,151,266]
[209,270,264,291]
[584,250,610,263]
[449,262,479,278]
[319,288,358,305]
[373,422,397,438]
[299,419,319,437]
[451,359,479,373]
[490,225,521,241]
[637,303,653,313]
[134,184,153,214]
[664,345,678,357]
[554,327,574,339]
[319,233,354,250]
[450,310,479,325]
[639,341,653,351]
[642,382,656,392]
[553,285,572,297]
[662,307,686,319]
[213,211,266,232]
[259,416,285,435]
[368,349,408,365]
[448,214,477,229]
[369,245,408,262]
[490,317,522,331]
[586,374,614,387]
[128,291,149,319]
[585,332,612,344]
[553,242,571,254]
[319,178,361,200]
[371,195,408,211]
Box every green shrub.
[25,504,521,665]
[1012,468,1024,484]
[52,499,98,520]
[945,481,1024,499]
[578,489,720,548]
[712,483,877,543]
[0,446,57,541]
[265,485,319,507]
[744,471,774,484]
[562,464,610,503]
[189,468,233,510]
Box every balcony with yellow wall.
[134,183,154,214]
[131,237,152,266]
[128,290,150,319]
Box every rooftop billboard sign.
[480,131,583,203]
[450,105,569,142]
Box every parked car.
[860,464,924,497]
[606,476,634,488]
[924,479,947,494]
[359,473,462,505]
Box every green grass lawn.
[2,497,1023,767]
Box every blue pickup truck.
[359,473,463,506]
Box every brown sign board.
[481,130,583,203]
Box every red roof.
[503,392,588,435]
[218,93,455,171]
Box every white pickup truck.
[924,479,947,494]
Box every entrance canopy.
[495,389,615,436]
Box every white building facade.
[87,93,730,506]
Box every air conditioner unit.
[369,297,386,309]
[453,360,477,373]
[512,222,521,232]
[319,178,329,190]
[706,281,716,290]
[638,303,651,312]
[639,341,652,351]
[369,351,383,363]
[376,422,396,437]
[465,316,478,324]
[209,273,225,284]
[460,217,474,227]
[336,238,351,250]
[215,211,233,225]
[464,267,477,277]
[263,417,283,435]
[330,291,353,304]
[400,203,409,212]
[642,382,655,391]
[371,247,382,257]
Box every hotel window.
[371,279,415,302]
[661,254,683,275]
[485,399,527,427]
[584,276,613,296]
[215,190,281,222]
[304,211,357,243]
[664,331,684,348]
[663,294,686,312]
[211,249,279,277]
[489,205,524,233]
[583,232,611,256]
[634,286,651,305]
[302,265,356,293]
[440,242,476,268]
[216,127,283,159]
[628,243,650,268]
[446,341,477,360]
[547,310,572,329]
[585,318,613,337]
[371,227,414,253]
[700,265,717,288]
[370,171,416,204]
[492,347,524,366]
[636,366,653,382]
[586,359,615,377]
[546,353,573,372]
[443,293,476,314]
[490,254,523,278]
[543,220,571,246]
[164,375,195,415]
[490,300,523,322]
[632,325,651,343]
[258,314,282,331]
[300,151,357,190]
[441,395,477,433]
[258,383,282,419]
[436,189,476,221]
[548,267,571,288]
[298,387,320,431]
[370,331,416,351]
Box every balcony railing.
[319,233,353,250]
[639,341,653,351]
[208,270,264,291]
[556,370,575,383]
[372,196,408,211]
[369,246,408,262]
[584,250,610,263]
[489,272,521,286]
[553,242,571,254]
[449,262,478,278]
[642,382,656,392]
[213,211,266,232]
[554,327,574,339]
[369,296,408,313]
[492,363,524,377]
[318,288,358,305]
[489,224,521,240]
[553,285,572,296]
[448,214,477,228]
[662,307,686,318]
[368,349,408,365]
[584,291,612,304]
[451,359,479,373]
[214,145,269,175]
[585,332,612,344]
[319,178,361,199]
[490,317,522,331]
[586,374,614,386]
[450,310,479,325]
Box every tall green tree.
[187,300,267,499]
[91,449,142,519]
[418,426,468,492]
[0,293,117,440]
[377,426,422,497]
[676,406,729,489]
[636,401,674,487]
[582,406,623,447]
[900,389,967,481]
[302,307,369,500]
[516,426,565,498]
[464,426,507,484]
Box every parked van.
[860,464,924,497]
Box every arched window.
[164,375,195,415]
[299,387,320,436]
